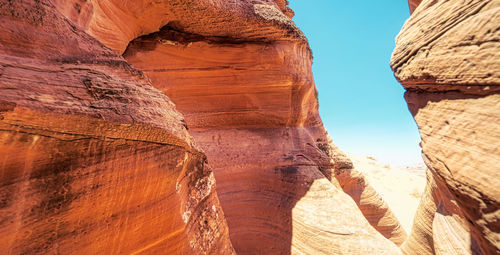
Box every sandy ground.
[348,154,426,233]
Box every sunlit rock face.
[391,0,500,254]
[122,1,405,253]
[51,0,302,54]
[0,1,233,254]
[323,143,408,246]
[0,0,411,254]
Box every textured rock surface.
[0,0,421,254]
[408,0,423,13]
[124,2,405,252]
[391,0,500,254]
[192,129,403,254]
[0,1,233,254]
[51,0,303,54]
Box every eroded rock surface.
[51,0,303,54]
[123,1,405,253]
[0,1,233,254]
[0,0,417,254]
[391,0,500,254]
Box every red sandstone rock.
[123,4,405,252]
[0,0,413,254]
[0,1,233,254]
[51,0,304,54]
[391,0,500,254]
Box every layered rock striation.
[0,1,233,254]
[0,0,424,254]
[51,0,300,54]
[122,1,406,253]
[391,0,500,254]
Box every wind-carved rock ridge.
[391,0,500,254]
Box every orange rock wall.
[51,0,303,54]
[0,1,233,254]
[0,0,436,254]
[392,0,500,254]
[46,2,407,250]
[124,8,405,253]
[124,31,319,129]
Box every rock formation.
[0,1,233,254]
[0,0,407,254]
[391,0,500,254]
[121,1,406,252]
[50,0,298,54]
[5,0,480,254]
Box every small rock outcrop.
[391,0,500,254]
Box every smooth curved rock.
[191,128,403,254]
[0,1,233,254]
[124,5,405,252]
[392,0,500,89]
[124,31,318,129]
[391,0,500,254]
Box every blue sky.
[290,1,423,165]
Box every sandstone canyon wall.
[0,1,234,254]
[120,1,405,253]
[391,0,500,254]
[0,0,410,254]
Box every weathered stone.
[391,1,500,254]
[0,1,233,254]
[124,5,404,252]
